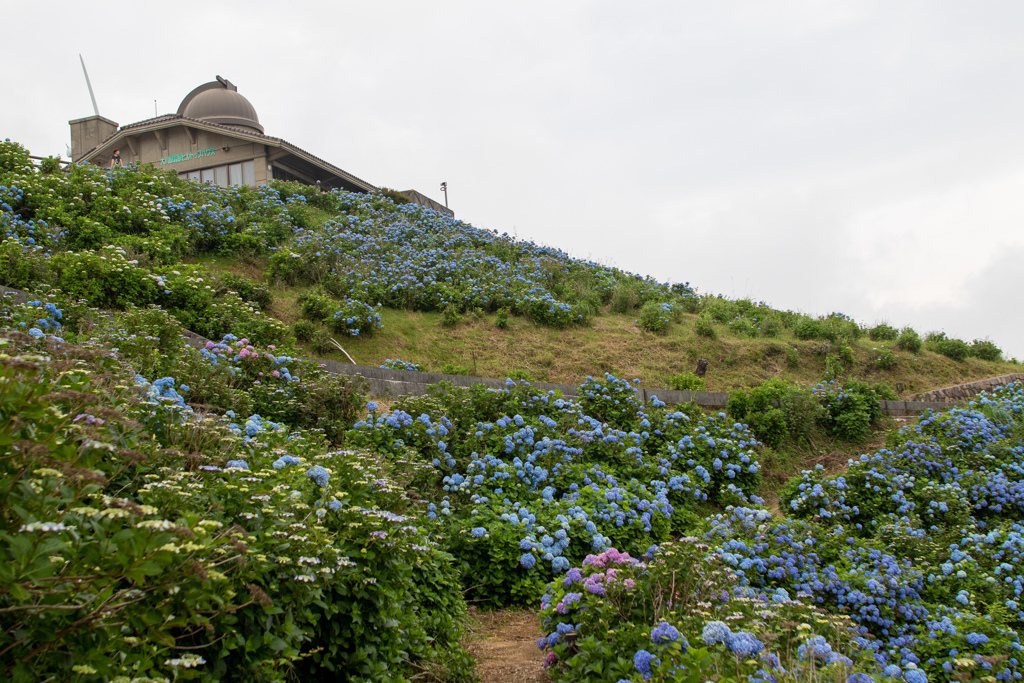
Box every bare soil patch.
[466,608,550,683]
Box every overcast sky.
[4,1,1023,358]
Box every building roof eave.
[276,140,376,193]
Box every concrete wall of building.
[120,127,262,176]
[69,115,119,162]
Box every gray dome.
[182,88,263,133]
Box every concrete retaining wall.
[307,357,952,416]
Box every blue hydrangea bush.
[536,540,877,682]
[346,373,763,606]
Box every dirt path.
[466,608,551,683]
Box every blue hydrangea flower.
[965,632,989,646]
[726,631,763,657]
[797,635,833,662]
[633,650,656,679]
[306,465,329,487]
[651,621,680,645]
[702,621,731,646]
[520,553,537,569]
[903,669,927,683]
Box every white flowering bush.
[0,330,474,682]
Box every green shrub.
[507,369,533,381]
[39,155,61,175]
[702,297,735,323]
[441,304,463,328]
[327,299,382,337]
[780,387,823,446]
[668,372,705,391]
[441,363,471,376]
[795,314,860,343]
[377,187,412,205]
[793,316,821,340]
[537,541,877,683]
[786,345,800,368]
[638,301,672,334]
[931,337,971,362]
[0,238,50,288]
[814,380,886,442]
[971,339,1002,362]
[188,292,293,347]
[726,391,749,421]
[747,407,788,448]
[896,327,922,353]
[727,316,758,338]
[496,307,509,329]
[874,348,897,370]
[309,327,336,355]
[759,314,784,338]
[294,318,318,341]
[609,282,641,313]
[297,291,335,322]
[872,381,899,401]
[218,271,272,310]
[869,322,899,341]
[727,379,795,447]
[518,295,589,329]
[839,344,855,366]
[694,315,716,339]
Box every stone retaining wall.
[914,374,1024,403]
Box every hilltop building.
[69,76,452,216]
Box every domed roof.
[178,78,263,133]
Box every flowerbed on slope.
[0,319,474,682]
[0,139,698,343]
[344,374,764,606]
[6,140,1024,682]
[530,384,1024,682]
[4,138,1011,365]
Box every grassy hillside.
[2,139,1013,398]
[5,140,1024,683]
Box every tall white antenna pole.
[79,54,100,117]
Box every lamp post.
[440,181,448,208]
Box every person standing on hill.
[109,149,122,168]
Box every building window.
[241,160,255,186]
[180,159,258,188]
